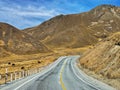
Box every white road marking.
[14,74,40,90]
[14,57,66,90]
[71,58,115,90]
[70,59,100,90]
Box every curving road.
[0,56,115,90]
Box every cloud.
[0,0,120,29]
[0,0,61,29]
[0,5,59,17]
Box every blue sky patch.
[0,0,120,29]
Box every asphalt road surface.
[0,56,115,90]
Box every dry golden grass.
[78,63,120,90]
[80,32,120,89]
[53,46,90,55]
[0,52,58,74]
[0,46,89,74]
[0,52,59,84]
[0,46,89,85]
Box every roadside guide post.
[5,68,8,84]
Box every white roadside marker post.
[10,73,13,82]
[37,68,38,73]
[14,72,17,80]
[22,70,24,78]
[26,71,28,76]
[32,69,34,74]
[31,69,32,75]
[29,70,30,75]
[25,71,27,77]
[5,68,8,84]
[19,72,21,79]
[32,69,33,74]
[27,71,28,76]
[39,68,41,72]
[35,68,37,73]
[28,70,30,76]
[0,74,1,80]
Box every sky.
[0,0,120,29]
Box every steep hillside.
[23,5,120,48]
[0,22,48,56]
[23,14,98,48]
[80,32,120,79]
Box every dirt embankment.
[80,32,120,89]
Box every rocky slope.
[23,5,120,48]
[80,32,120,79]
[0,22,48,56]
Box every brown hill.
[80,32,120,79]
[23,5,120,48]
[0,22,48,56]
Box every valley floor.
[0,47,89,84]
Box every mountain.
[80,32,120,79]
[23,5,120,48]
[0,22,48,56]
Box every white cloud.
[0,5,59,17]
[0,2,61,29]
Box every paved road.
[0,56,115,90]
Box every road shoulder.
[77,61,119,90]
